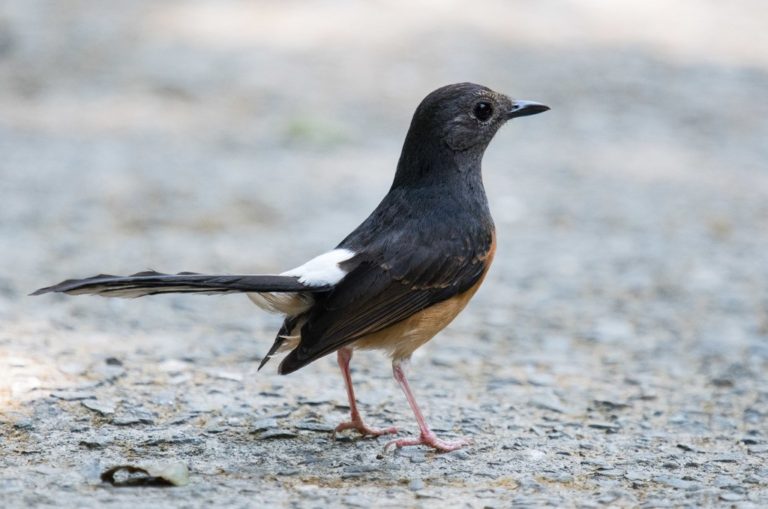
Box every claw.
[385,431,471,452]
[332,419,398,439]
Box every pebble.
[251,418,279,432]
[444,449,470,460]
[529,395,567,414]
[112,408,155,426]
[711,453,742,463]
[625,470,651,482]
[81,400,116,416]
[409,478,424,491]
[595,468,623,478]
[588,422,621,432]
[90,363,125,382]
[50,391,96,401]
[158,359,191,373]
[79,437,111,449]
[402,451,428,464]
[205,369,244,382]
[150,391,176,406]
[12,418,34,430]
[294,420,334,432]
[257,430,298,440]
[541,472,573,483]
[653,476,701,491]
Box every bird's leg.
[386,359,471,452]
[332,347,398,438]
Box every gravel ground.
[2,1,767,507]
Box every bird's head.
[407,82,549,153]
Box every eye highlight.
[473,101,494,121]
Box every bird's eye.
[473,101,494,121]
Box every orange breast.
[353,231,496,360]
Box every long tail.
[31,270,329,298]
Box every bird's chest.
[354,229,495,359]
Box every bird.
[32,83,549,451]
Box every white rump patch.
[247,249,355,316]
[247,292,314,316]
[281,248,355,287]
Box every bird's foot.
[385,431,471,452]
[332,419,398,439]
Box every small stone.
[625,470,651,482]
[169,373,193,385]
[150,391,176,406]
[711,377,734,388]
[588,422,620,432]
[251,418,279,432]
[530,395,566,414]
[57,363,87,376]
[445,449,470,460]
[294,420,334,432]
[653,475,700,490]
[590,318,634,343]
[257,429,297,440]
[91,363,125,382]
[487,377,523,390]
[51,391,95,401]
[138,462,189,486]
[719,492,743,502]
[205,369,243,382]
[711,453,742,463]
[81,400,116,416]
[158,359,191,373]
[527,373,555,387]
[12,418,33,430]
[597,491,622,504]
[541,472,573,483]
[595,468,623,478]
[344,464,379,475]
[407,452,427,464]
[142,435,203,447]
[524,449,547,462]
[593,399,631,411]
[409,478,424,491]
[113,408,155,426]
[79,437,111,449]
[296,397,332,406]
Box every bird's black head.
[393,83,548,189]
[408,82,549,152]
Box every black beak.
[506,100,550,119]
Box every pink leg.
[386,359,471,452]
[333,348,398,438]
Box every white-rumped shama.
[33,83,549,451]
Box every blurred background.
[1,0,767,505]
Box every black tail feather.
[31,270,329,298]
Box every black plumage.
[31,270,326,297]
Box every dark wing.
[278,231,493,374]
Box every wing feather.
[278,235,491,374]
